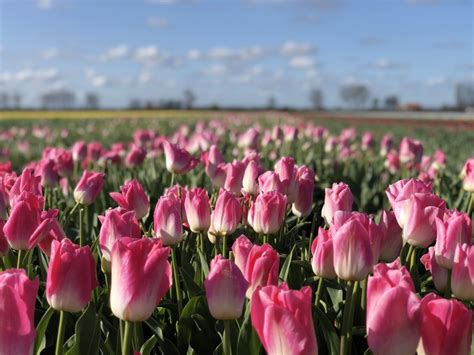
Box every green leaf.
[180,267,203,298]
[313,304,340,355]
[65,304,100,355]
[236,304,261,355]
[145,318,179,355]
[140,335,157,355]
[279,244,296,282]
[34,306,55,355]
[197,248,209,277]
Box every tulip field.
[1,112,474,355]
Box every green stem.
[171,245,183,315]
[445,270,452,299]
[223,320,232,355]
[62,202,81,227]
[16,249,23,269]
[222,234,228,258]
[55,311,67,355]
[315,277,324,307]
[339,281,358,355]
[262,234,268,244]
[466,192,474,217]
[122,321,133,355]
[170,173,175,188]
[79,208,85,247]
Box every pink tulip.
[248,191,287,235]
[378,211,403,263]
[46,239,97,312]
[153,194,183,246]
[251,284,318,355]
[73,170,105,205]
[418,293,472,355]
[0,221,8,256]
[461,158,474,192]
[210,189,242,236]
[241,243,279,298]
[274,156,298,202]
[451,243,474,301]
[386,179,445,247]
[163,140,198,175]
[420,247,449,293]
[204,255,248,320]
[332,211,378,281]
[367,261,421,355]
[399,137,423,166]
[124,145,146,167]
[110,237,172,321]
[0,269,39,355]
[72,140,87,162]
[321,182,353,224]
[434,210,472,269]
[99,208,141,262]
[37,158,59,187]
[32,209,66,256]
[201,145,226,187]
[9,167,43,208]
[231,235,253,273]
[242,160,259,195]
[384,150,400,174]
[110,179,150,220]
[380,134,393,156]
[311,227,336,279]
[258,171,284,194]
[183,188,210,232]
[238,127,260,150]
[3,192,42,250]
[361,131,374,151]
[292,174,314,218]
[224,160,246,195]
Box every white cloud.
[145,0,196,4]
[133,45,179,66]
[0,68,59,83]
[147,16,170,28]
[279,41,315,56]
[206,64,227,76]
[134,45,160,61]
[138,72,154,84]
[85,69,109,87]
[100,45,129,61]
[371,58,405,69]
[289,56,316,69]
[41,47,59,60]
[207,46,265,62]
[427,76,448,86]
[187,49,201,60]
[36,0,53,9]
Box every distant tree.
[12,93,21,109]
[309,89,323,110]
[183,89,196,109]
[340,84,369,108]
[384,95,399,110]
[129,98,143,110]
[456,82,474,110]
[267,96,277,109]
[371,98,379,110]
[85,93,100,110]
[0,93,9,109]
[41,89,75,109]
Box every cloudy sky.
[0,0,472,108]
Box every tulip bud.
[73,170,105,205]
[242,160,259,195]
[451,243,474,301]
[378,211,403,263]
[292,175,314,218]
[380,134,393,156]
[110,237,172,321]
[231,235,253,273]
[153,194,183,246]
[224,160,246,195]
[46,239,97,312]
[434,210,472,269]
[311,227,336,279]
[110,179,150,220]
[248,191,287,235]
[99,208,141,262]
[163,140,198,175]
[399,137,423,166]
[420,247,449,293]
[274,156,298,202]
[72,140,87,162]
[367,262,421,355]
[37,158,59,187]
[204,255,248,320]
[0,269,39,355]
[461,158,474,192]
[210,189,242,237]
[418,293,472,355]
[242,243,279,298]
[184,187,211,232]
[251,284,318,355]
[258,171,284,194]
[124,145,146,168]
[321,182,353,224]
[332,212,375,281]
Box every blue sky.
[0,0,472,108]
